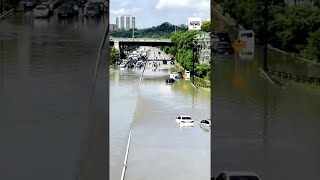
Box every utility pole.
[192,47,195,85]
[175,25,176,34]
[263,0,269,71]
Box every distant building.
[115,15,136,30]
[285,0,313,6]
[109,24,119,31]
[194,32,211,64]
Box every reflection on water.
[0,11,107,180]
[212,14,320,180]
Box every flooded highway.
[212,11,320,180]
[110,48,210,180]
[0,12,108,180]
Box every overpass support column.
[114,41,120,51]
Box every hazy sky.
[110,0,210,28]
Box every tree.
[201,21,211,32]
[110,46,119,65]
[195,63,211,78]
[301,30,320,62]
[110,22,188,38]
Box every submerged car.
[116,59,123,65]
[215,32,231,43]
[135,61,143,68]
[213,171,261,180]
[200,119,211,131]
[85,4,102,17]
[213,42,234,55]
[33,5,50,18]
[176,115,194,127]
[166,78,175,84]
[58,3,76,17]
[127,61,134,68]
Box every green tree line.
[110,22,188,38]
[215,0,320,62]
[162,21,211,81]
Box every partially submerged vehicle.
[166,78,175,84]
[176,115,194,127]
[200,119,211,131]
[213,171,261,180]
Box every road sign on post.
[232,39,246,53]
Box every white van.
[185,71,190,80]
[238,30,255,45]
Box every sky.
[110,0,210,29]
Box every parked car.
[33,5,50,18]
[213,171,261,180]
[213,42,234,55]
[215,32,231,43]
[58,3,76,17]
[176,116,194,127]
[85,4,102,17]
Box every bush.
[110,47,119,65]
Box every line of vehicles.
[117,47,150,69]
[23,0,107,18]
[212,30,255,57]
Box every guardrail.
[0,1,24,20]
[267,68,320,85]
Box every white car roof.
[180,115,191,118]
[222,171,260,177]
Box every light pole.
[262,0,269,71]
[192,40,198,85]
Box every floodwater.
[0,12,108,180]
[212,9,320,180]
[110,47,211,180]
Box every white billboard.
[188,17,202,30]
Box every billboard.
[188,17,202,30]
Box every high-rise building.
[109,24,119,31]
[115,15,136,30]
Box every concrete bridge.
[110,37,174,53]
